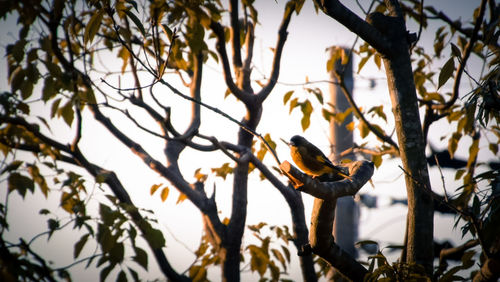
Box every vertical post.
[329,47,359,259]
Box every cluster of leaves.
[244,222,294,281]
[0,156,168,282]
[358,240,478,282]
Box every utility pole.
[328,47,359,278]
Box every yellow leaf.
[160,187,169,202]
[176,192,187,204]
[150,183,161,195]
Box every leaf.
[0,160,23,175]
[39,209,50,215]
[447,132,461,159]
[450,43,462,58]
[372,154,382,168]
[357,54,372,74]
[211,163,233,180]
[438,57,455,89]
[466,138,479,169]
[133,246,148,270]
[84,9,104,45]
[281,245,290,262]
[489,143,498,155]
[358,122,370,138]
[74,234,89,259]
[194,168,207,182]
[300,100,313,131]
[109,242,125,263]
[127,267,139,282]
[8,172,34,197]
[99,263,116,282]
[28,165,49,198]
[283,90,294,105]
[125,0,138,11]
[144,227,165,249]
[117,47,130,74]
[321,108,334,121]
[116,270,127,282]
[150,183,161,195]
[189,265,208,282]
[9,66,25,93]
[176,192,187,204]
[288,97,298,114]
[160,187,169,202]
[374,53,382,69]
[60,101,74,126]
[51,98,61,118]
[247,245,269,277]
[271,248,287,270]
[123,9,146,38]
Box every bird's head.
[289,135,306,147]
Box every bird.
[286,135,351,181]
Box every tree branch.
[280,160,374,200]
[313,0,392,56]
[257,2,294,101]
[210,21,252,104]
[229,0,242,69]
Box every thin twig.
[333,71,399,151]
[398,165,491,258]
[434,155,448,202]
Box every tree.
[0,0,499,281]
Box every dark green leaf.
[438,57,455,89]
[124,9,146,38]
[60,101,74,126]
[39,209,50,215]
[133,246,148,270]
[100,263,116,282]
[116,270,127,282]
[450,43,462,58]
[0,160,23,175]
[74,234,89,259]
[125,0,138,11]
[127,267,139,282]
[84,9,104,45]
[109,242,125,263]
[8,172,34,197]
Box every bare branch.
[210,21,252,104]
[257,3,295,101]
[229,0,242,69]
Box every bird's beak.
[280,138,291,146]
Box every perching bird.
[286,135,351,181]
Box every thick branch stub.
[280,160,374,200]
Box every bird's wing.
[316,154,336,168]
[306,144,336,168]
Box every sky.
[0,0,495,281]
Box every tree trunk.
[367,12,434,275]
